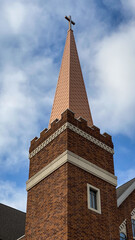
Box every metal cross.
[65,16,75,30]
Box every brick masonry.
[25,164,68,239]
[24,109,121,239]
[118,190,135,239]
[67,163,119,239]
[28,109,114,179]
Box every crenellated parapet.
[28,109,115,179]
[30,108,113,155]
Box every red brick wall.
[29,110,113,153]
[118,190,135,239]
[29,130,67,178]
[67,128,114,174]
[29,109,114,179]
[25,164,68,239]
[25,163,119,240]
[25,109,118,239]
[67,163,119,240]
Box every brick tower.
[25,16,119,239]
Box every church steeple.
[49,16,93,127]
[25,16,118,240]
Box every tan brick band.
[26,150,117,191]
[29,123,114,159]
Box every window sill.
[88,206,101,214]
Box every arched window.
[120,232,126,240]
[132,219,135,237]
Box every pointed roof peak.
[49,17,93,128]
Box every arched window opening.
[120,232,126,240]
[132,219,135,238]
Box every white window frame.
[87,183,101,214]
[132,219,135,239]
[131,211,135,239]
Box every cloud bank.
[0,0,135,210]
[0,180,26,212]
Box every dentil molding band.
[26,150,117,191]
[29,122,114,159]
[119,219,127,237]
[131,208,135,219]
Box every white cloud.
[1,1,134,160]
[4,2,26,34]
[0,180,26,212]
[0,0,135,210]
[0,66,36,169]
[78,18,135,135]
[0,1,59,172]
[91,22,135,135]
[0,56,56,171]
[121,0,135,14]
[116,168,135,186]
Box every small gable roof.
[117,178,135,207]
[0,203,26,240]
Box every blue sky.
[0,0,135,212]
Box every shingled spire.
[49,16,93,127]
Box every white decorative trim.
[29,122,114,158]
[87,183,101,214]
[119,219,127,237]
[26,150,117,191]
[29,123,67,158]
[67,123,114,154]
[131,208,135,220]
[17,235,25,240]
[117,181,135,207]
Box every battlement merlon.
[29,109,113,154]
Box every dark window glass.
[90,188,97,210]
[120,232,126,240]
[132,219,135,237]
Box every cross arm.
[65,16,75,25]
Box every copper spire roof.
[49,20,93,127]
